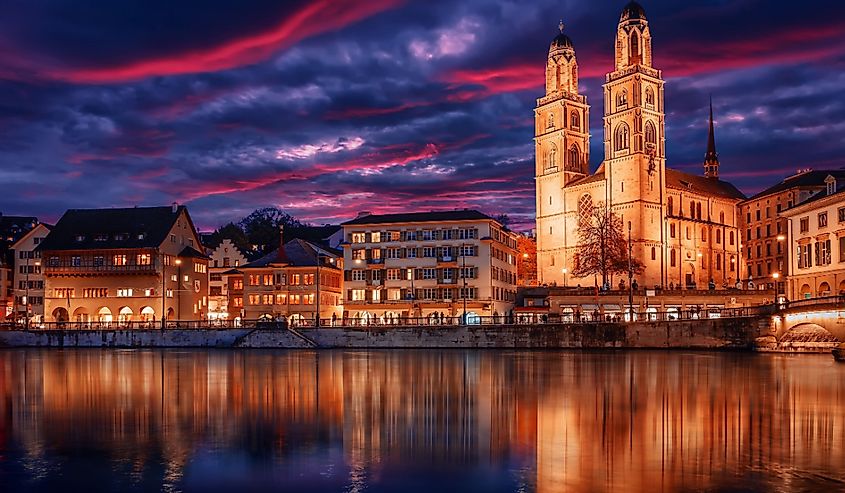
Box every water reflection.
[0,350,843,492]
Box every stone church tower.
[534,21,590,280]
[602,1,667,282]
[535,1,745,289]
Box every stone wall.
[0,317,766,349]
[0,329,251,348]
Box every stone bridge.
[758,296,845,352]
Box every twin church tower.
[535,2,745,289]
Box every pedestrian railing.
[2,304,782,332]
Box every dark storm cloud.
[0,0,843,231]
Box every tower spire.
[704,96,719,179]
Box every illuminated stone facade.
[782,175,845,300]
[536,2,745,289]
[40,205,209,324]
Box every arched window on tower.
[667,196,673,216]
[630,32,640,64]
[614,123,630,151]
[570,111,580,130]
[645,121,656,148]
[568,144,580,170]
[617,89,628,109]
[547,112,554,129]
[645,87,655,108]
[578,194,593,226]
[545,143,557,170]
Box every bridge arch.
[778,322,839,351]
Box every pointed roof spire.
[704,95,720,179]
[559,19,565,33]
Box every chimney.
[277,224,289,263]
[356,211,371,218]
[171,202,178,213]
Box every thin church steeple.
[704,96,719,179]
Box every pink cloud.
[44,0,403,84]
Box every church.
[535,1,745,289]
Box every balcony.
[436,255,458,265]
[44,263,158,276]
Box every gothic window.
[630,32,640,64]
[645,87,655,107]
[697,202,703,219]
[617,89,628,109]
[568,144,580,170]
[667,197,673,215]
[547,112,554,129]
[570,111,580,130]
[545,143,557,170]
[719,211,725,223]
[651,247,656,260]
[578,194,593,226]
[644,121,656,147]
[614,123,630,151]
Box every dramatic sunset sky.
[0,0,843,231]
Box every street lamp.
[772,272,780,280]
[561,268,568,287]
[175,259,182,321]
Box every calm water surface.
[0,349,843,492]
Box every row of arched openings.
[613,121,657,152]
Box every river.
[0,349,842,492]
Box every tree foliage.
[572,204,644,285]
[210,208,307,259]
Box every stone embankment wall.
[0,317,769,349]
[0,329,252,348]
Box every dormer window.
[75,235,86,242]
[825,175,836,195]
[94,234,108,242]
[137,232,146,240]
[114,233,128,241]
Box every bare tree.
[572,203,643,286]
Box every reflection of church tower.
[704,98,720,178]
[602,1,666,276]
[535,21,590,280]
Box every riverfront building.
[782,175,845,300]
[0,214,39,321]
[535,2,744,289]
[10,223,51,325]
[239,234,343,324]
[340,210,519,324]
[206,238,248,321]
[39,205,209,324]
[739,169,845,293]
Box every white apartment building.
[11,223,51,325]
[340,210,519,324]
[782,174,845,300]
